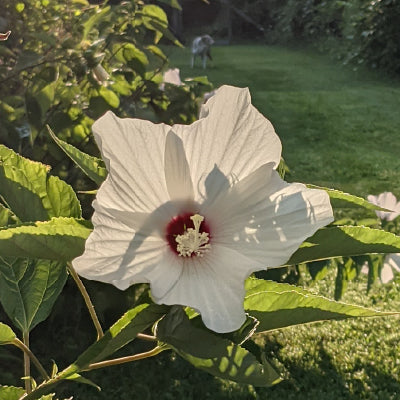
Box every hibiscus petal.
[380,263,394,284]
[386,253,400,272]
[153,245,259,333]
[204,164,333,267]
[171,86,282,203]
[164,131,194,201]
[92,111,170,213]
[368,192,400,221]
[73,208,167,290]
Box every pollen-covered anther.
[175,214,211,257]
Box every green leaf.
[145,45,168,61]
[185,76,212,86]
[111,77,132,96]
[334,257,357,301]
[26,82,57,131]
[140,5,182,46]
[0,258,68,333]
[83,6,111,40]
[15,51,42,72]
[365,254,383,292]
[288,226,400,265]
[0,204,19,227]
[141,5,168,28]
[114,43,149,75]
[0,385,25,400]
[98,87,120,108]
[59,303,168,377]
[0,322,16,344]
[156,307,281,387]
[0,145,81,222]
[156,0,182,10]
[222,315,259,345]
[0,218,92,261]
[47,126,107,185]
[65,373,100,391]
[244,279,397,333]
[308,185,388,211]
[16,3,25,12]
[308,260,330,281]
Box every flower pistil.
[175,214,210,257]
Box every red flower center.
[166,213,211,256]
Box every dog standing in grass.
[191,35,214,69]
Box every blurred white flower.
[381,253,400,283]
[160,68,182,90]
[203,90,216,103]
[363,254,400,284]
[363,192,400,283]
[367,192,400,221]
[73,85,333,333]
[92,64,109,84]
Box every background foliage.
[0,0,211,216]
[193,0,400,75]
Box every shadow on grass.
[262,338,400,400]
[45,337,400,400]
[2,314,400,400]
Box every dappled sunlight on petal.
[92,111,171,213]
[155,245,259,333]
[172,86,282,203]
[204,166,333,267]
[73,209,166,290]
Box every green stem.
[23,332,31,393]
[19,346,168,400]
[86,346,167,371]
[13,339,50,380]
[67,262,104,340]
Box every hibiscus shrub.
[0,0,211,213]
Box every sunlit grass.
[166,44,400,198]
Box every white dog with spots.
[191,35,214,69]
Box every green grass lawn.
[166,44,400,198]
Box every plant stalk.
[13,339,50,380]
[86,346,167,371]
[23,331,31,393]
[136,333,157,341]
[67,262,104,340]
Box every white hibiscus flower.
[381,253,400,283]
[73,85,333,333]
[363,192,400,283]
[160,68,182,90]
[367,192,400,221]
[92,64,110,84]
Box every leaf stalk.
[67,262,104,340]
[23,331,31,393]
[85,345,167,371]
[13,338,50,380]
